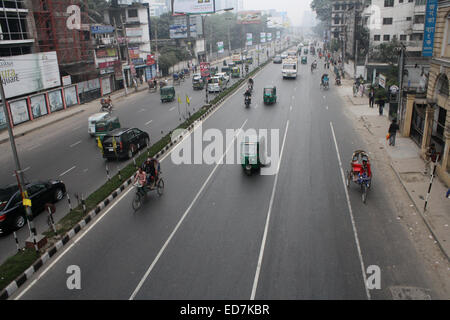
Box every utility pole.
[354,40,358,79]
[113,17,128,95]
[398,44,406,124]
[227,18,232,55]
[0,77,38,251]
[154,19,160,77]
[120,14,133,88]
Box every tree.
[310,0,332,22]
[370,39,401,64]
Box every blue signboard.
[422,0,438,57]
[91,25,115,34]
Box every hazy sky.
[244,0,313,26]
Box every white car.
[281,53,288,59]
[88,112,110,136]
[216,72,229,83]
[208,76,226,93]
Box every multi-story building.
[332,0,362,40]
[367,0,427,55]
[105,0,152,87]
[148,0,170,17]
[419,0,450,185]
[0,0,37,57]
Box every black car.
[102,128,150,160]
[0,180,66,234]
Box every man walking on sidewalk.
[424,143,439,175]
[378,96,385,115]
[369,88,375,108]
[388,119,399,146]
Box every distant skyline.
[243,0,313,26]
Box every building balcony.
[414,4,426,14]
[0,38,34,46]
[412,22,424,32]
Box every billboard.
[276,31,281,39]
[246,33,253,46]
[260,32,266,43]
[267,33,272,42]
[169,15,202,39]
[422,0,438,57]
[217,41,224,54]
[0,52,60,100]
[267,17,283,28]
[173,0,215,14]
[91,25,114,34]
[237,11,262,24]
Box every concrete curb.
[390,162,450,262]
[0,109,85,145]
[0,57,273,300]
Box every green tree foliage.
[311,0,332,22]
[370,39,401,64]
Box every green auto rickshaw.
[94,116,121,142]
[245,56,253,64]
[240,135,267,176]
[192,74,205,90]
[221,66,231,75]
[301,56,307,64]
[160,85,175,102]
[231,67,240,78]
[263,86,277,105]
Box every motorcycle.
[320,79,329,90]
[100,99,113,113]
[244,95,251,108]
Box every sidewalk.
[339,78,450,261]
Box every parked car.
[88,112,110,136]
[102,128,150,160]
[0,180,66,234]
[273,55,282,64]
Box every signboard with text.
[422,0,438,57]
[237,11,262,24]
[172,0,214,14]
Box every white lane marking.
[329,122,371,300]
[72,126,81,131]
[290,106,292,111]
[250,120,289,300]
[145,120,153,126]
[59,166,76,177]
[11,167,31,176]
[15,60,270,300]
[169,107,176,111]
[138,108,146,113]
[28,144,41,151]
[129,119,248,300]
[70,140,82,148]
[323,95,326,99]
[326,106,329,110]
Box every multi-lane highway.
[0,49,270,262]
[7,52,449,300]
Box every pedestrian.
[424,143,438,175]
[388,119,399,146]
[369,88,375,108]
[359,83,364,97]
[378,96,385,115]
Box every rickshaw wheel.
[157,179,165,196]
[361,184,367,204]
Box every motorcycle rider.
[335,73,341,85]
[244,88,252,106]
[101,95,113,112]
[321,73,329,88]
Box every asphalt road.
[0,48,275,263]
[10,52,445,300]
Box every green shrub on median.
[0,58,272,293]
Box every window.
[444,16,450,57]
[399,0,403,3]
[406,17,412,21]
[410,33,423,41]
[374,35,381,41]
[400,34,407,41]
[128,9,138,18]
[408,0,413,2]
[437,75,449,96]
[415,0,426,4]
[384,0,394,7]
[383,18,393,25]
[383,35,390,41]
[414,15,425,24]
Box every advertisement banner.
[0,52,61,100]
[30,94,48,119]
[126,28,142,37]
[91,25,114,34]
[246,33,253,46]
[267,17,283,28]
[114,64,123,80]
[146,55,156,65]
[98,60,120,69]
[200,62,210,78]
[267,33,272,42]
[422,0,438,57]
[9,99,29,125]
[97,48,117,58]
[260,32,266,43]
[217,41,224,54]
[172,0,214,14]
[101,78,112,95]
[48,89,64,112]
[170,15,200,39]
[237,11,262,24]
[128,47,140,59]
[64,86,78,107]
[62,75,71,86]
